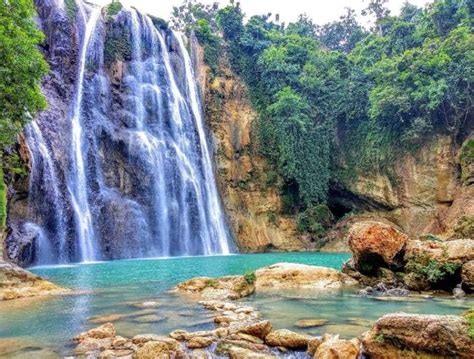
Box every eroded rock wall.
[191,38,314,252]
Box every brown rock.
[462,260,474,292]
[307,337,322,356]
[74,323,116,343]
[233,320,272,339]
[255,263,357,289]
[405,239,474,263]
[361,313,474,359]
[170,330,188,341]
[132,335,178,348]
[187,336,214,349]
[0,260,70,301]
[265,329,311,349]
[294,319,328,328]
[229,346,277,359]
[315,335,360,359]
[215,339,269,356]
[172,275,255,300]
[347,221,408,272]
[236,333,264,344]
[134,339,181,359]
[89,314,124,324]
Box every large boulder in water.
[0,260,69,300]
[255,263,357,290]
[347,221,408,273]
[315,335,360,359]
[404,239,474,263]
[361,313,474,359]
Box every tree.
[0,0,48,148]
[362,0,391,35]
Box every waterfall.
[21,1,233,264]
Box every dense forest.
[172,0,473,236]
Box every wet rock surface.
[361,313,474,359]
[0,260,70,300]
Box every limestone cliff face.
[191,38,314,252]
[330,134,473,246]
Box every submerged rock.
[228,346,277,359]
[0,260,70,300]
[186,336,214,349]
[172,275,255,300]
[255,262,357,290]
[361,313,474,358]
[294,319,329,328]
[134,339,181,359]
[74,323,117,342]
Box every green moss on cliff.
[460,139,473,184]
[0,168,6,229]
[105,0,122,17]
[65,0,77,20]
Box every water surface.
[1,253,471,357]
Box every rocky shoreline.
[69,262,474,358]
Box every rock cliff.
[191,37,315,252]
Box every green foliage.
[296,204,334,237]
[420,233,442,241]
[375,334,385,343]
[0,168,6,229]
[405,254,461,284]
[464,309,474,338]
[460,139,474,183]
[0,0,48,149]
[106,0,122,17]
[65,0,77,20]
[244,271,256,285]
[103,24,131,66]
[453,215,474,238]
[175,0,473,211]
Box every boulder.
[232,320,272,340]
[89,314,125,324]
[228,347,277,359]
[187,337,214,349]
[265,329,311,349]
[404,239,474,263]
[461,260,474,292]
[0,260,70,300]
[255,263,357,290]
[315,335,360,359]
[172,275,255,300]
[307,337,323,356]
[74,338,114,354]
[134,339,181,359]
[347,221,408,273]
[74,323,116,343]
[215,339,269,356]
[361,313,474,359]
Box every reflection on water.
[0,253,472,357]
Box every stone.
[187,337,214,349]
[170,330,188,341]
[453,287,466,299]
[461,260,474,292]
[173,275,255,300]
[89,314,125,324]
[188,350,212,359]
[236,333,264,344]
[99,349,134,358]
[232,320,272,339]
[255,263,357,290]
[265,329,311,349]
[361,313,474,359]
[347,221,408,273]
[294,319,328,328]
[0,260,70,301]
[228,347,277,359]
[132,335,178,346]
[132,301,161,309]
[404,239,474,264]
[315,335,360,359]
[74,323,116,342]
[134,339,181,359]
[215,339,269,356]
[74,338,113,354]
[133,314,165,323]
[307,337,323,356]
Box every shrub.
[405,254,461,284]
[244,271,256,285]
[296,204,334,237]
[106,0,122,17]
[65,0,77,20]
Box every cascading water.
[20,0,233,264]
